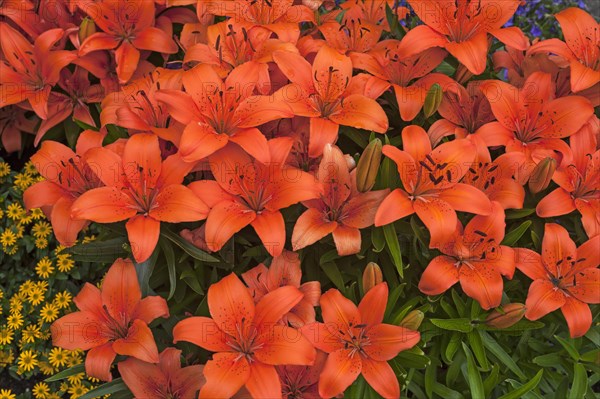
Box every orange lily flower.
[118,347,205,399]
[529,8,600,93]
[419,202,515,309]
[537,119,600,238]
[101,67,183,145]
[0,23,75,119]
[398,0,527,75]
[0,105,37,153]
[339,0,409,29]
[352,39,454,121]
[277,350,327,399]
[242,250,321,327]
[51,258,169,381]
[478,72,593,176]
[70,133,209,263]
[173,273,316,399]
[184,21,298,94]
[273,45,388,157]
[23,130,106,246]
[188,138,322,256]
[516,223,600,338]
[301,283,420,398]
[78,0,178,83]
[375,125,492,247]
[197,0,313,43]
[292,144,389,255]
[155,62,293,164]
[436,81,495,137]
[35,68,104,145]
[316,17,383,56]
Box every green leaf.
[161,228,220,262]
[480,331,526,380]
[478,319,544,333]
[73,118,99,131]
[160,238,177,300]
[321,261,346,292]
[444,332,461,363]
[66,237,128,263]
[568,363,588,399]
[498,369,543,399]
[467,331,489,371]
[554,335,580,361]
[383,223,403,278]
[371,226,385,252]
[432,383,464,399]
[501,221,532,246]
[430,318,473,333]
[79,378,128,399]
[135,248,158,297]
[505,208,535,219]
[45,364,85,382]
[462,342,484,399]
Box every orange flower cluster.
[0,0,597,397]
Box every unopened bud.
[529,157,556,193]
[362,262,382,293]
[355,139,382,192]
[79,17,96,43]
[485,303,526,329]
[423,84,443,118]
[400,310,424,330]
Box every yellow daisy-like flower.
[32,382,50,399]
[0,162,10,177]
[3,245,17,255]
[13,172,34,191]
[82,235,96,243]
[22,324,41,343]
[56,253,75,273]
[35,237,49,249]
[53,291,72,309]
[67,372,84,385]
[68,383,89,399]
[7,313,23,330]
[18,350,38,372]
[40,303,59,323]
[54,245,66,255]
[28,287,45,306]
[67,350,83,367]
[0,229,17,247]
[32,221,52,238]
[48,347,68,368]
[0,209,4,219]
[36,257,55,279]
[0,328,14,345]
[18,214,33,226]
[9,298,23,314]
[36,280,49,291]
[19,280,35,295]
[0,389,16,399]
[38,360,55,375]
[30,208,45,220]
[6,203,25,220]
[24,161,38,175]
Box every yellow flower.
[0,162,10,177]
[18,350,38,372]
[38,360,55,375]
[22,324,41,343]
[68,383,89,399]
[0,328,14,345]
[30,208,45,220]
[3,245,17,255]
[0,229,17,247]
[13,172,34,191]
[82,235,96,243]
[9,298,23,314]
[0,389,16,399]
[56,254,75,273]
[0,209,4,219]
[48,347,68,368]
[36,280,49,291]
[28,287,45,306]
[33,382,50,399]
[53,291,72,309]
[67,350,83,367]
[40,303,59,323]
[35,237,49,249]
[6,203,25,220]
[7,313,23,330]
[54,245,66,255]
[32,221,52,238]
[67,372,84,385]
[24,161,38,175]
[19,280,35,295]
[36,257,55,279]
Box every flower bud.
[400,310,424,330]
[362,262,382,293]
[485,303,526,329]
[355,139,382,192]
[79,17,96,43]
[528,157,556,193]
[423,83,443,118]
